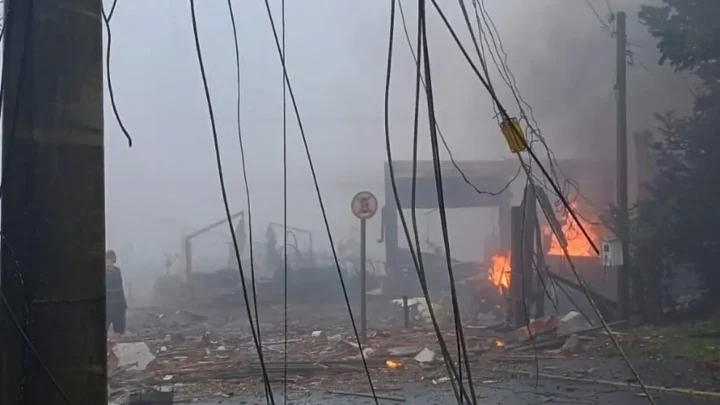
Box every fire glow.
[485,204,601,293]
[546,203,600,257]
[386,360,402,369]
[486,253,511,294]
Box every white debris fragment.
[327,333,343,342]
[432,376,450,385]
[112,342,156,371]
[414,348,436,363]
[311,330,323,338]
[557,311,591,335]
[391,297,443,326]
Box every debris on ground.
[414,348,436,363]
[112,305,717,403]
[562,334,584,354]
[112,342,156,371]
[515,315,560,342]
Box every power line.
[384,2,471,404]
[396,0,521,198]
[225,0,271,402]
[469,0,569,195]
[281,0,289,403]
[429,0,600,256]
[428,2,657,403]
[260,0,379,403]
[583,0,614,35]
[188,2,275,403]
[533,185,657,404]
[419,0,478,402]
[101,0,133,147]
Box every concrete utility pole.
[615,11,630,319]
[0,1,106,404]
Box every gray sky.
[104,0,692,273]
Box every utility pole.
[0,1,106,404]
[616,11,630,319]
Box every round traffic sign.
[351,191,378,220]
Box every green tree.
[634,0,720,317]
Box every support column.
[0,0,106,403]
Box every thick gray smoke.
[342,0,693,261]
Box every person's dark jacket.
[106,265,127,310]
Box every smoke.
[339,0,693,261]
[346,0,692,161]
[103,0,695,272]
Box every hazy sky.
[103,0,692,274]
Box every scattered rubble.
[110,305,638,402]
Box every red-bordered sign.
[351,191,378,220]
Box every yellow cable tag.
[500,118,527,153]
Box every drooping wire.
[260,1,379,403]
[225,0,271,402]
[419,1,477,402]
[281,0,289,403]
[391,1,469,403]
[468,0,576,203]
[429,1,657,403]
[101,0,133,148]
[396,0,521,198]
[188,2,274,403]
[429,0,600,256]
[533,184,657,404]
[583,0,614,35]
[106,0,119,21]
[470,0,567,192]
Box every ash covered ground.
[108,298,719,405]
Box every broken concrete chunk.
[557,311,591,335]
[311,330,323,337]
[414,348,436,363]
[515,315,560,342]
[112,342,156,371]
[327,333,343,342]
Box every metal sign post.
[351,191,378,343]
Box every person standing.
[106,250,127,338]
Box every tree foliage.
[634,0,720,318]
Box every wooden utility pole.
[0,1,106,404]
[616,11,630,319]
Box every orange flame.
[495,339,505,348]
[486,253,511,293]
[546,203,600,257]
[386,360,402,369]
